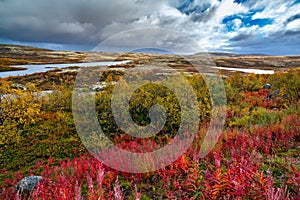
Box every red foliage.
[1,107,299,199]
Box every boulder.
[273,89,280,95]
[263,83,271,89]
[11,83,27,90]
[16,176,43,196]
[266,89,280,100]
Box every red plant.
[1,113,299,199]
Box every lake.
[0,61,130,78]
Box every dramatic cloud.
[0,0,299,54]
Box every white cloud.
[233,19,242,29]
[210,0,247,23]
[287,19,300,30]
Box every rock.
[263,83,271,89]
[266,89,280,100]
[273,89,280,95]
[90,81,117,92]
[10,83,27,90]
[266,93,273,100]
[90,82,107,92]
[16,176,43,195]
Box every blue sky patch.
[234,0,248,4]
[222,12,273,31]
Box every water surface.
[0,61,130,78]
[211,66,274,74]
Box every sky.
[0,0,299,55]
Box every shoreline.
[0,66,27,72]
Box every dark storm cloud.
[228,39,300,55]
[227,27,300,55]
[0,0,165,45]
[229,33,253,42]
[285,30,300,37]
[97,28,202,54]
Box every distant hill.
[208,52,269,57]
[1,44,300,70]
[0,44,54,52]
